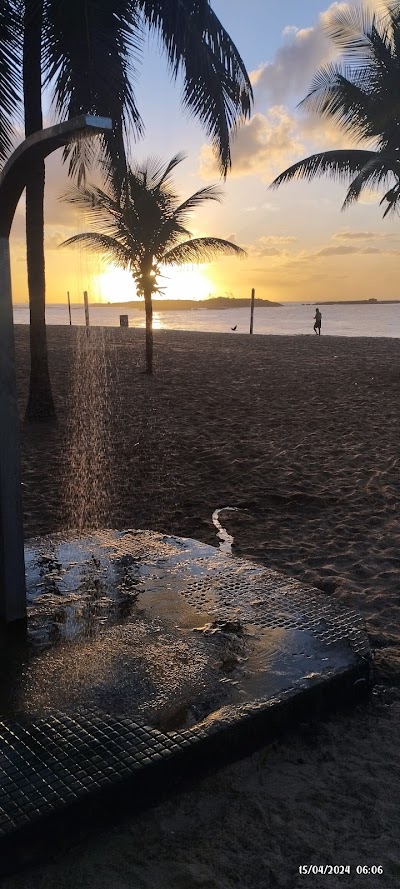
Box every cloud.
[200,107,305,181]
[44,230,70,250]
[255,246,281,256]
[260,202,279,211]
[316,245,361,256]
[333,230,381,240]
[199,104,355,182]
[332,230,400,246]
[235,0,386,175]
[246,234,299,258]
[251,1,390,106]
[298,111,356,150]
[250,3,347,105]
[259,235,298,244]
[316,243,387,256]
[357,188,388,205]
[198,2,390,183]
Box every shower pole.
[0,115,112,622]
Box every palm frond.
[380,183,400,216]
[151,220,192,259]
[342,150,400,208]
[43,0,144,179]
[131,151,186,190]
[270,150,377,188]
[0,0,21,161]
[272,4,400,222]
[300,64,377,141]
[44,0,253,180]
[162,236,245,265]
[174,185,223,218]
[60,231,132,267]
[139,0,252,175]
[61,137,98,188]
[60,183,123,231]
[300,4,400,148]
[324,4,380,61]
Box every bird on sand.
[231,325,237,331]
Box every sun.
[94,267,137,303]
[160,265,216,301]
[94,264,216,303]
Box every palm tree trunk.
[143,286,153,375]
[23,0,56,422]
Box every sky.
[10,0,400,304]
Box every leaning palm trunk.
[143,285,153,375]
[23,0,55,422]
[25,166,56,421]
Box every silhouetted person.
[313,307,322,335]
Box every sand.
[5,325,400,888]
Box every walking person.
[313,307,322,335]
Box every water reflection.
[152,311,164,330]
[212,507,239,555]
[26,539,142,648]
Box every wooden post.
[84,290,90,329]
[250,287,255,334]
[67,291,72,325]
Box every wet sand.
[6,325,400,888]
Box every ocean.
[12,301,400,338]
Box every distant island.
[92,296,282,310]
[309,299,400,305]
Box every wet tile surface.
[0,531,371,867]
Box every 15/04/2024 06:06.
[298,865,384,876]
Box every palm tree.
[6,0,253,420]
[270,3,400,216]
[60,153,245,373]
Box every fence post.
[84,290,90,330]
[250,288,255,334]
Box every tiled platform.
[0,530,371,872]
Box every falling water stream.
[63,328,113,531]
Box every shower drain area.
[0,529,371,868]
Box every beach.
[6,325,400,888]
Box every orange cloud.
[200,107,305,181]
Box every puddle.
[0,530,367,734]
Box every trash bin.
[120,314,128,327]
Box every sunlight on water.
[152,312,165,330]
[63,328,113,531]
